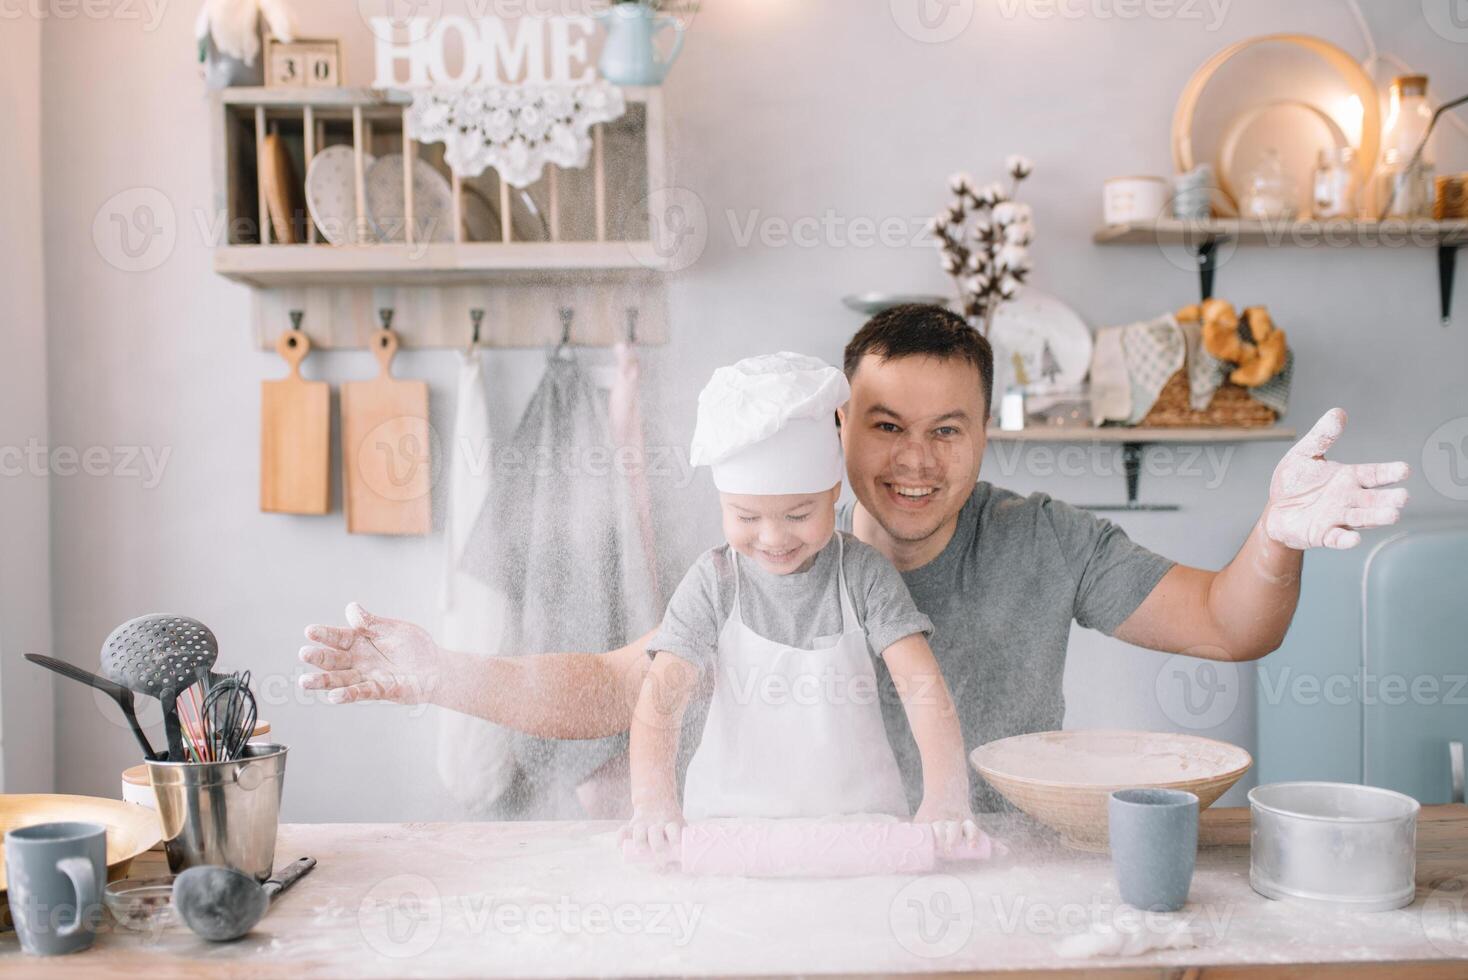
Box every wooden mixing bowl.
[972,730,1253,852]
[0,794,163,927]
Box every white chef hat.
[689,352,850,495]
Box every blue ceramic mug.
[4,821,107,955]
[1108,788,1198,912]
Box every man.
[299,305,1410,810]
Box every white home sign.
[372,16,596,88]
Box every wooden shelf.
[987,426,1295,443]
[214,243,672,287]
[1093,218,1468,246]
[217,85,661,109]
[1094,217,1467,321]
[209,85,672,345]
[986,425,1297,511]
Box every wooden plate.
[0,794,162,923]
[1219,100,1348,217]
[262,131,303,245]
[1172,34,1379,217]
[972,729,1252,852]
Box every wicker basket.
[1141,370,1276,428]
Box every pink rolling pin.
[622,820,996,877]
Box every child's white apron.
[682,536,911,819]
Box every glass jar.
[1241,149,1296,220]
[1312,147,1358,219]
[1376,75,1435,218]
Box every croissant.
[1242,306,1273,344]
[1200,299,1245,362]
[1230,327,1287,387]
[1179,297,1289,386]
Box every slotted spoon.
[100,615,219,762]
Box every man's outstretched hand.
[1263,408,1410,551]
[298,603,440,704]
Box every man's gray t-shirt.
[648,532,934,668]
[838,482,1175,812]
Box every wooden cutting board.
[260,326,330,515]
[341,327,431,535]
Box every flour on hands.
[298,602,441,705]
[1263,408,1409,551]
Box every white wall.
[35,0,1468,819]
[0,13,55,794]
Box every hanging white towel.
[435,351,516,813]
[608,342,660,601]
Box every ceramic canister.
[1103,176,1170,225]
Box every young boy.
[623,352,979,861]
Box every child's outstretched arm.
[883,633,980,849]
[621,650,700,862]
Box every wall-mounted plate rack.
[209,85,671,349]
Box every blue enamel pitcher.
[595,3,686,85]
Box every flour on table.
[1056,918,1198,958]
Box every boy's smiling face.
[720,485,841,575]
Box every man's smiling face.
[840,353,988,546]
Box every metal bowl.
[841,293,953,316]
[1248,782,1419,911]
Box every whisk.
[201,670,258,763]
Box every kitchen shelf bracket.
[1440,243,1460,324]
[1190,234,1224,302]
[1079,442,1182,513]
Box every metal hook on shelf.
[284,309,305,351]
[378,308,395,332]
[558,307,574,349]
[467,308,484,355]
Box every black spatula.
[25,653,160,761]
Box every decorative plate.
[365,153,456,244]
[988,290,1093,395]
[305,145,375,245]
[461,184,502,242]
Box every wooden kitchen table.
[4,807,1468,978]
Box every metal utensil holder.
[146,743,288,882]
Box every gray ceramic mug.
[1108,788,1198,912]
[4,821,107,955]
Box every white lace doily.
[406,82,627,189]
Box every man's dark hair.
[843,304,994,418]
